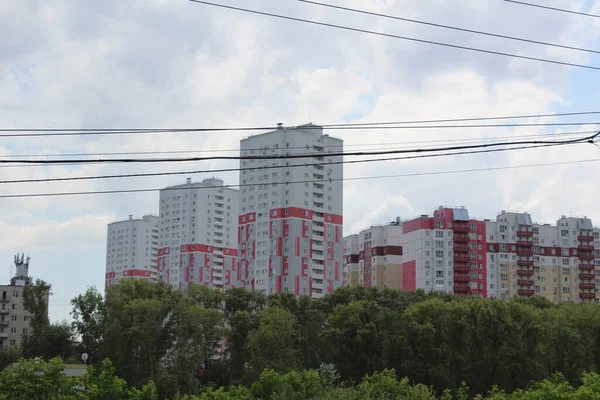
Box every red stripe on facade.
[302,221,309,238]
[276,276,282,292]
[402,260,417,290]
[335,261,339,280]
[295,276,300,295]
[283,257,289,276]
[158,247,171,256]
[302,257,308,277]
[324,213,343,225]
[270,207,313,220]
[238,212,256,225]
[122,269,152,278]
[276,237,283,256]
[105,272,116,279]
[295,237,300,257]
[180,244,214,254]
[402,217,434,234]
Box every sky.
[0,0,599,322]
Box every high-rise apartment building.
[105,214,159,288]
[157,178,240,290]
[344,207,600,303]
[343,221,403,289]
[0,255,48,349]
[238,124,343,297]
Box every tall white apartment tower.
[157,178,241,290]
[238,124,344,297]
[105,214,159,288]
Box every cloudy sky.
[1,0,599,322]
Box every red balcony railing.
[579,273,595,280]
[454,265,471,273]
[453,233,470,243]
[517,230,534,237]
[578,235,594,242]
[454,274,470,282]
[454,284,470,292]
[580,292,596,300]
[453,244,469,253]
[579,264,595,271]
[517,240,533,247]
[518,289,535,296]
[579,254,596,261]
[454,254,470,263]
[517,259,534,267]
[580,283,596,290]
[517,250,534,257]
[578,244,594,251]
[517,269,535,277]
[453,225,470,233]
[518,279,534,286]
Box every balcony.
[578,235,594,242]
[311,271,324,280]
[0,299,9,303]
[517,259,534,267]
[454,254,470,263]
[312,234,324,242]
[517,230,534,237]
[517,240,533,247]
[0,321,8,327]
[580,283,596,290]
[0,309,8,315]
[454,265,471,273]
[454,274,470,283]
[579,253,596,261]
[453,233,470,243]
[454,284,470,292]
[578,244,594,251]
[579,273,595,280]
[580,292,596,300]
[0,332,8,339]
[517,269,535,277]
[312,280,325,290]
[312,243,325,252]
[579,264,595,271]
[453,244,469,253]
[313,224,324,232]
[312,252,325,261]
[518,289,535,296]
[453,225,470,233]
[517,279,534,286]
[517,250,534,257]
[312,215,325,223]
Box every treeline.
[2,357,600,399]
[4,280,600,399]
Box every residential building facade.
[344,207,600,303]
[105,214,159,288]
[343,221,403,289]
[0,255,48,349]
[238,124,344,297]
[157,178,241,290]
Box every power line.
[186,0,600,71]
[0,143,573,185]
[2,133,597,165]
[2,156,599,199]
[2,110,599,136]
[0,121,598,138]
[503,0,600,18]
[299,0,600,55]
[3,130,595,160]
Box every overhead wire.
[299,0,600,55]
[0,143,577,185]
[2,110,599,136]
[1,131,597,165]
[185,0,600,71]
[502,0,600,19]
[2,129,597,160]
[2,156,600,199]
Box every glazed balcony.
[454,254,471,263]
[579,273,595,280]
[454,264,471,273]
[580,292,596,300]
[517,250,534,257]
[579,283,596,290]
[578,235,594,242]
[517,279,534,286]
[517,269,535,277]
[453,244,470,253]
[454,233,470,243]
[517,259,534,267]
[579,253,595,261]
[454,284,470,293]
[578,244,594,251]
[517,230,534,237]
[518,289,535,296]
[517,240,533,247]
[579,264,595,271]
[453,225,470,233]
[454,274,470,283]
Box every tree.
[227,310,255,383]
[247,306,300,376]
[0,357,77,399]
[71,286,105,364]
[21,279,52,359]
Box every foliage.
[71,286,105,364]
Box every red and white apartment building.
[344,207,600,303]
[238,124,344,297]
[156,178,241,290]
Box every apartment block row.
[344,207,600,303]
[105,124,344,298]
